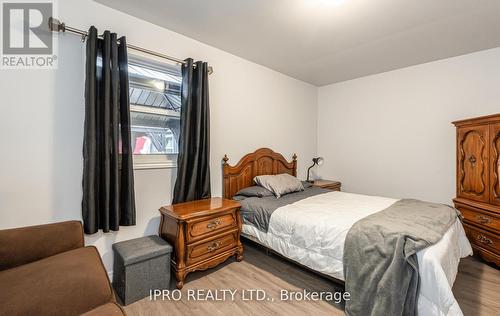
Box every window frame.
[128,54,181,170]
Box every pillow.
[232,195,247,201]
[254,173,304,198]
[235,186,274,198]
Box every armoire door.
[457,125,490,203]
[491,123,500,206]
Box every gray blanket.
[343,199,459,316]
[238,186,330,232]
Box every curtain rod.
[48,17,213,75]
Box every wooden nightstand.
[159,198,243,289]
[311,180,341,191]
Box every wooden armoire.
[453,114,500,266]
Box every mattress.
[240,191,472,316]
[239,185,330,232]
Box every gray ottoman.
[112,235,172,305]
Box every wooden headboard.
[222,148,297,199]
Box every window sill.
[132,154,177,170]
[133,161,177,170]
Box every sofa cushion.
[0,221,84,270]
[0,246,115,316]
[81,303,125,316]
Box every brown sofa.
[0,221,125,316]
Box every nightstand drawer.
[186,211,238,242]
[187,230,238,265]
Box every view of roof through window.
[128,57,181,155]
[128,63,181,112]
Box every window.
[128,55,181,169]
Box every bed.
[222,148,473,316]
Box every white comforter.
[242,191,472,316]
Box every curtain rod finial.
[48,17,65,32]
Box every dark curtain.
[173,59,211,203]
[82,26,136,234]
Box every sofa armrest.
[0,220,84,270]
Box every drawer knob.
[207,240,222,252]
[207,219,221,230]
[476,234,493,246]
[476,215,492,224]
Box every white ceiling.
[96,0,500,86]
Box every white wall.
[317,47,500,204]
[0,0,317,272]
[3,0,500,274]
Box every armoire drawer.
[464,224,500,254]
[457,205,500,233]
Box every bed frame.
[222,147,344,285]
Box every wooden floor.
[124,241,499,316]
[451,255,500,315]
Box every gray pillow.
[254,173,304,198]
[235,185,274,198]
[232,195,247,201]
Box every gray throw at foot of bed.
[343,199,459,316]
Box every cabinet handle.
[207,219,221,230]
[476,234,493,246]
[468,155,476,165]
[476,215,492,224]
[207,240,222,252]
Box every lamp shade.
[312,157,324,166]
[316,157,324,166]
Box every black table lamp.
[307,157,324,182]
